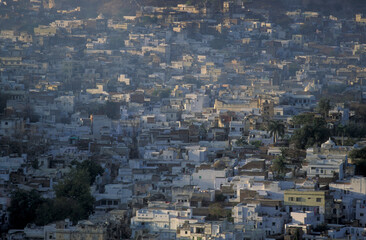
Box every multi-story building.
[284,190,332,221]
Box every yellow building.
[34,25,56,36]
[356,14,366,26]
[45,220,107,240]
[285,190,327,207]
[284,190,333,220]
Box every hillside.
[55,0,366,19]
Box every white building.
[356,199,366,227]
[54,96,75,114]
[302,139,348,180]
[185,146,207,162]
[191,166,230,190]
[131,207,197,239]
[233,202,286,236]
[118,74,131,85]
[91,115,111,140]
[183,93,210,113]
[248,130,273,145]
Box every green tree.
[291,123,330,149]
[300,22,317,35]
[152,88,171,100]
[273,14,293,28]
[54,169,95,223]
[349,147,366,176]
[35,199,54,226]
[108,33,127,49]
[236,136,248,146]
[8,189,45,229]
[210,37,227,50]
[317,98,331,118]
[268,120,285,144]
[0,93,9,113]
[215,193,226,202]
[74,159,104,185]
[292,112,320,126]
[291,114,330,149]
[199,124,208,140]
[288,63,300,76]
[208,203,226,220]
[272,155,287,178]
[104,101,121,120]
[250,140,262,148]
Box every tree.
[317,98,331,118]
[0,93,9,113]
[210,37,227,50]
[207,203,227,220]
[215,193,226,202]
[291,114,330,149]
[268,120,285,144]
[349,147,366,176]
[74,159,104,185]
[54,169,95,223]
[236,136,248,146]
[280,147,305,166]
[104,101,121,120]
[152,88,171,100]
[250,140,262,148]
[108,34,127,50]
[288,63,300,76]
[8,189,45,229]
[292,113,320,126]
[273,14,293,28]
[35,199,55,226]
[272,155,287,179]
[199,124,208,140]
[291,123,330,149]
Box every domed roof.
[213,159,226,169]
[97,13,105,19]
[321,138,335,149]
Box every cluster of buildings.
[1,0,366,239]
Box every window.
[296,197,302,202]
[288,197,294,201]
[272,222,276,226]
[360,213,364,217]
[316,198,322,202]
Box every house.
[91,115,111,140]
[131,205,196,239]
[284,189,332,221]
[233,201,286,236]
[301,139,349,180]
[191,162,232,190]
[248,130,274,145]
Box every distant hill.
[54,0,366,19]
[56,0,187,18]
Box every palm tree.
[268,120,285,144]
[272,155,287,179]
